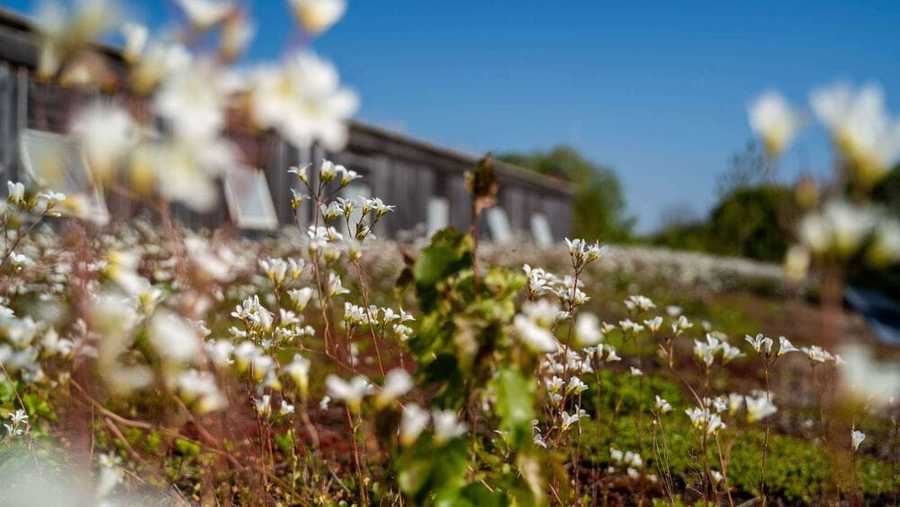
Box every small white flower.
[7,181,25,204]
[280,400,296,416]
[400,403,429,446]
[777,336,799,357]
[630,366,643,377]
[176,0,233,28]
[254,394,272,417]
[745,333,774,355]
[375,368,412,408]
[289,0,346,34]
[851,429,865,451]
[643,316,663,333]
[325,374,372,411]
[655,395,672,413]
[802,345,834,364]
[432,409,467,443]
[285,354,312,397]
[120,22,147,63]
[513,314,558,353]
[811,82,900,186]
[147,310,200,364]
[748,91,803,156]
[745,394,777,423]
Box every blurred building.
[0,8,572,244]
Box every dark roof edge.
[349,121,574,195]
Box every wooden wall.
[0,10,574,241]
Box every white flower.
[177,369,226,414]
[748,91,803,156]
[745,333,773,355]
[685,407,725,435]
[250,52,358,151]
[802,345,834,364]
[375,368,412,408]
[176,0,233,28]
[566,376,588,395]
[720,342,744,363]
[837,344,900,407]
[619,319,644,334]
[254,394,272,417]
[7,181,24,204]
[851,429,865,451]
[521,299,560,328]
[400,403,429,446]
[868,219,900,267]
[147,310,200,364]
[130,41,192,92]
[629,366,643,377]
[710,470,723,484]
[777,336,799,357]
[811,82,900,185]
[289,0,346,34]
[154,61,232,143]
[671,315,693,335]
[432,409,467,443]
[745,394,777,423]
[624,295,655,313]
[824,201,877,257]
[560,408,587,431]
[564,238,606,268]
[9,409,28,426]
[610,447,624,462]
[70,102,137,183]
[655,395,672,413]
[319,395,331,410]
[221,14,255,60]
[120,22,147,62]
[325,374,371,411]
[513,314,558,353]
[285,354,312,397]
[643,316,663,333]
[205,340,233,368]
[693,335,721,367]
[280,400,296,416]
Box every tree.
[499,146,633,242]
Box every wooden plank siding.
[0,8,574,241]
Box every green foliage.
[651,184,796,262]
[499,146,634,242]
[492,367,535,450]
[707,185,795,262]
[401,225,545,505]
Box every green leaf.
[414,228,473,312]
[492,367,535,450]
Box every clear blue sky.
[5,1,900,233]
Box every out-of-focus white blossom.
[811,82,900,186]
[851,429,865,451]
[250,52,358,151]
[176,0,233,29]
[432,409,467,443]
[748,91,803,157]
[70,102,137,183]
[375,368,412,408]
[289,0,346,34]
[325,374,371,412]
[400,403,429,446]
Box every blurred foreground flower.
[811,82,900,187]
[748,91,803,157]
